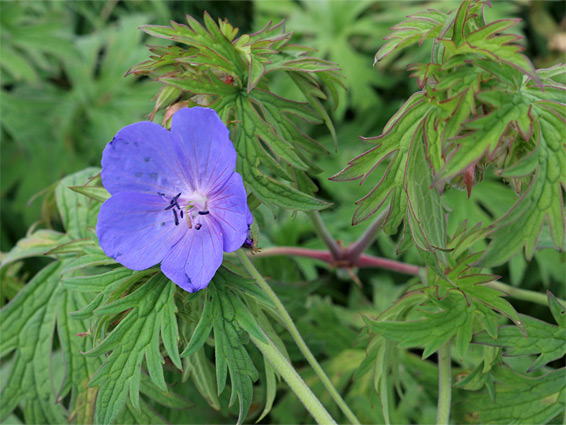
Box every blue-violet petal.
[160,217,224,292]
[170,107,237,194]
[97,192,186,270]
[101,121,185,195]
[208,173,252,252]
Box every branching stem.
[309,211,342,260]
[237,249,361,425]
[346,210,388,262]
[250,246,420,275]
[244,248,563,307]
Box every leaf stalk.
[249,331,337,425]
[248,246,420,275]
[436,341,452,425]
[346,209,388,262]
[236,249,361,425]
[486,281,565,306]
[309,211,343,260]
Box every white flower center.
[184,192,208,212]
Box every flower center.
[159,191,209,230]
[185,192,208,211]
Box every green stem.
[347,209,387,262]
[436,341,452,425]
[237,249,361,425]
[486,281,564,306]
[250,331,337,425]
[309,211,342,260]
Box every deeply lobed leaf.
[130,14,345,213]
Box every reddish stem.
[252,247,420,276]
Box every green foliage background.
[1,1,565,424]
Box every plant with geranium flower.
[1,1,564,425]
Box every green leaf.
[475,315,565,373]
[536,63,566,82]
[62,267,138,293]
[0,262,67,423]
[115,400,168,425]
[365,292,471,359]
[180,293,213,358]
[435,252,524,335]
[331,92,431,230]
[139,373,190,409]
[133,14,344,213]
[85,274,180,424]
[375,9,449,62]
[204,269,262,424]
[480,105,566,266]
[46,238,95,255]
[456,366,566,424]
[451,0,472,47]
[0,260,101,424]
[404,121,448,274]
[435,91,532,183]
[446,18,542,87]
[0,229,69,269]
[474,294,566,373]
[56,281,104,423]
[257,0,374,119]
[0,2,75,84]
[61,252,116,275]
[548,291,566,328]
[69,185,110,203]
[56,167,102,239]
[68,269,154,329]
[184,348,221,411]
[211,298,257,424]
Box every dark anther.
[180,210,184,218]
[198,210,209,215]
[171,193,181,209]
[195,223,202,230]
[164,192,182,210]
[157,192,165,196]
[173,209,179,226]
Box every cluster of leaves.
[332,0,566,272]
[254,0,395,121]
[2,2,565,425]
[127,14,345,213]
[342,2,566,423]
[358,230,566,424]
[0,168,285,424]
[254,1,523,124]
[0,1,163,250]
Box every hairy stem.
[347,209,388,262]
[309,211,342,260]
[237,249,361,425]
[249,246,420,275]
[250,331,337,425]
[486,281,564,306]
[436,341,452,425]
[245,248,561,306]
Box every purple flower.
[96,107,252,292]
